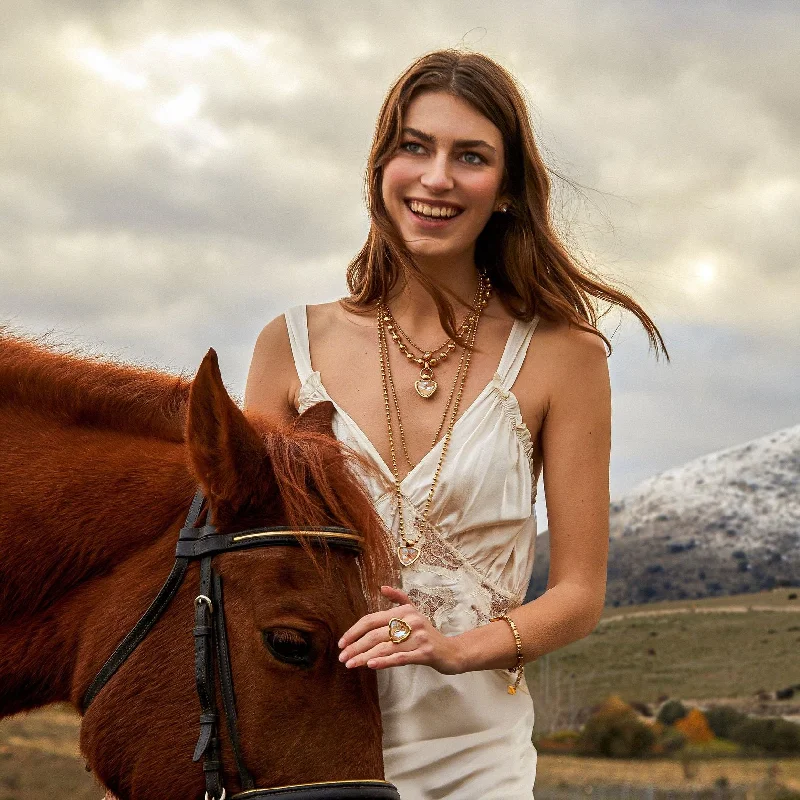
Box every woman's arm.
[458,324,612,671]
[243,314,301,424]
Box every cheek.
[381,157,417,199]
[465,171,503,206]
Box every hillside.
[527,423,800,606]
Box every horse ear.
[186,348,270,518]
[293,400,335,437]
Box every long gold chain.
[377,293,484,567]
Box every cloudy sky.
[2,0,798,532]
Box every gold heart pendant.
[414,378,437,398]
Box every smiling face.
[381,90,508,266]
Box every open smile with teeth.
[406,199,463,219]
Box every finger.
[338,602,415,649]
[346,640,410,669]
[366,648,419,670]
[381,585,413,605]
[337,609,396,649]
[339,624,398,664]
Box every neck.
[386,256,482,330]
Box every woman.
[245,48,668,799]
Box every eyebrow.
[401,126,497,154]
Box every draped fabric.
[285,305,540,800]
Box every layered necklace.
[382,272,491,399]
[377,274,492,567]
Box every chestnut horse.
[0,331,396,799]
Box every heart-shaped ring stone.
[388,617,412,644]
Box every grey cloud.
[1,0,798,509]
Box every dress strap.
[496,314,540,390]
[283,305,314,384]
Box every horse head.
[78,348,395,799]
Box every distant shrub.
[729,716,800,755]
[657,699,688,726]
[705,705,749,739]
[682,739,741,756]
[579,695,656,757]
[652,725,687,754]
[674,708,715,743]
[638,585,658,601]
[534,728,581,753]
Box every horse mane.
[0,328,395,603]
[0,328,191,442]
[257,423,395,604]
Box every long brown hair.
[343,48,669,360]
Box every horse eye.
[262,628,315,667]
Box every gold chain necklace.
[377,297,483,567]
[385,277,482,359]
[382,274,491,399]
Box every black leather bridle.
[82,489,400,800]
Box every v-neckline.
[309,318,522,488]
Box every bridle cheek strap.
[214,572,255,790]
[192,554,228,800]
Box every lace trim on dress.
[405,504,525,631]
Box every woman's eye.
[400,141,424,154]
[462,151,485,166]
[262,628,315,667]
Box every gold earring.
[499,204,509,213]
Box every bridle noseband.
[83,489,400,800]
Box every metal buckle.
[195,594,214,614]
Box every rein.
[83,489,400,800]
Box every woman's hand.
[338,586,465,675]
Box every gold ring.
[388,617,412,644]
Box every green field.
[526,586,800,733]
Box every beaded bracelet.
[490,613,525,694]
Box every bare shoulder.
[306,300,349,332]
[243,312,299,425]
[532,316,610,410]
[536,315,609,362]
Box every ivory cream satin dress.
[285,305,540,800]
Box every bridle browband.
[82,489,400,800]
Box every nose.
[420,153,454,192]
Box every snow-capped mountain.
[526,424,800,606]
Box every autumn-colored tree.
[674,707,715,743]
[579,695,656,757]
